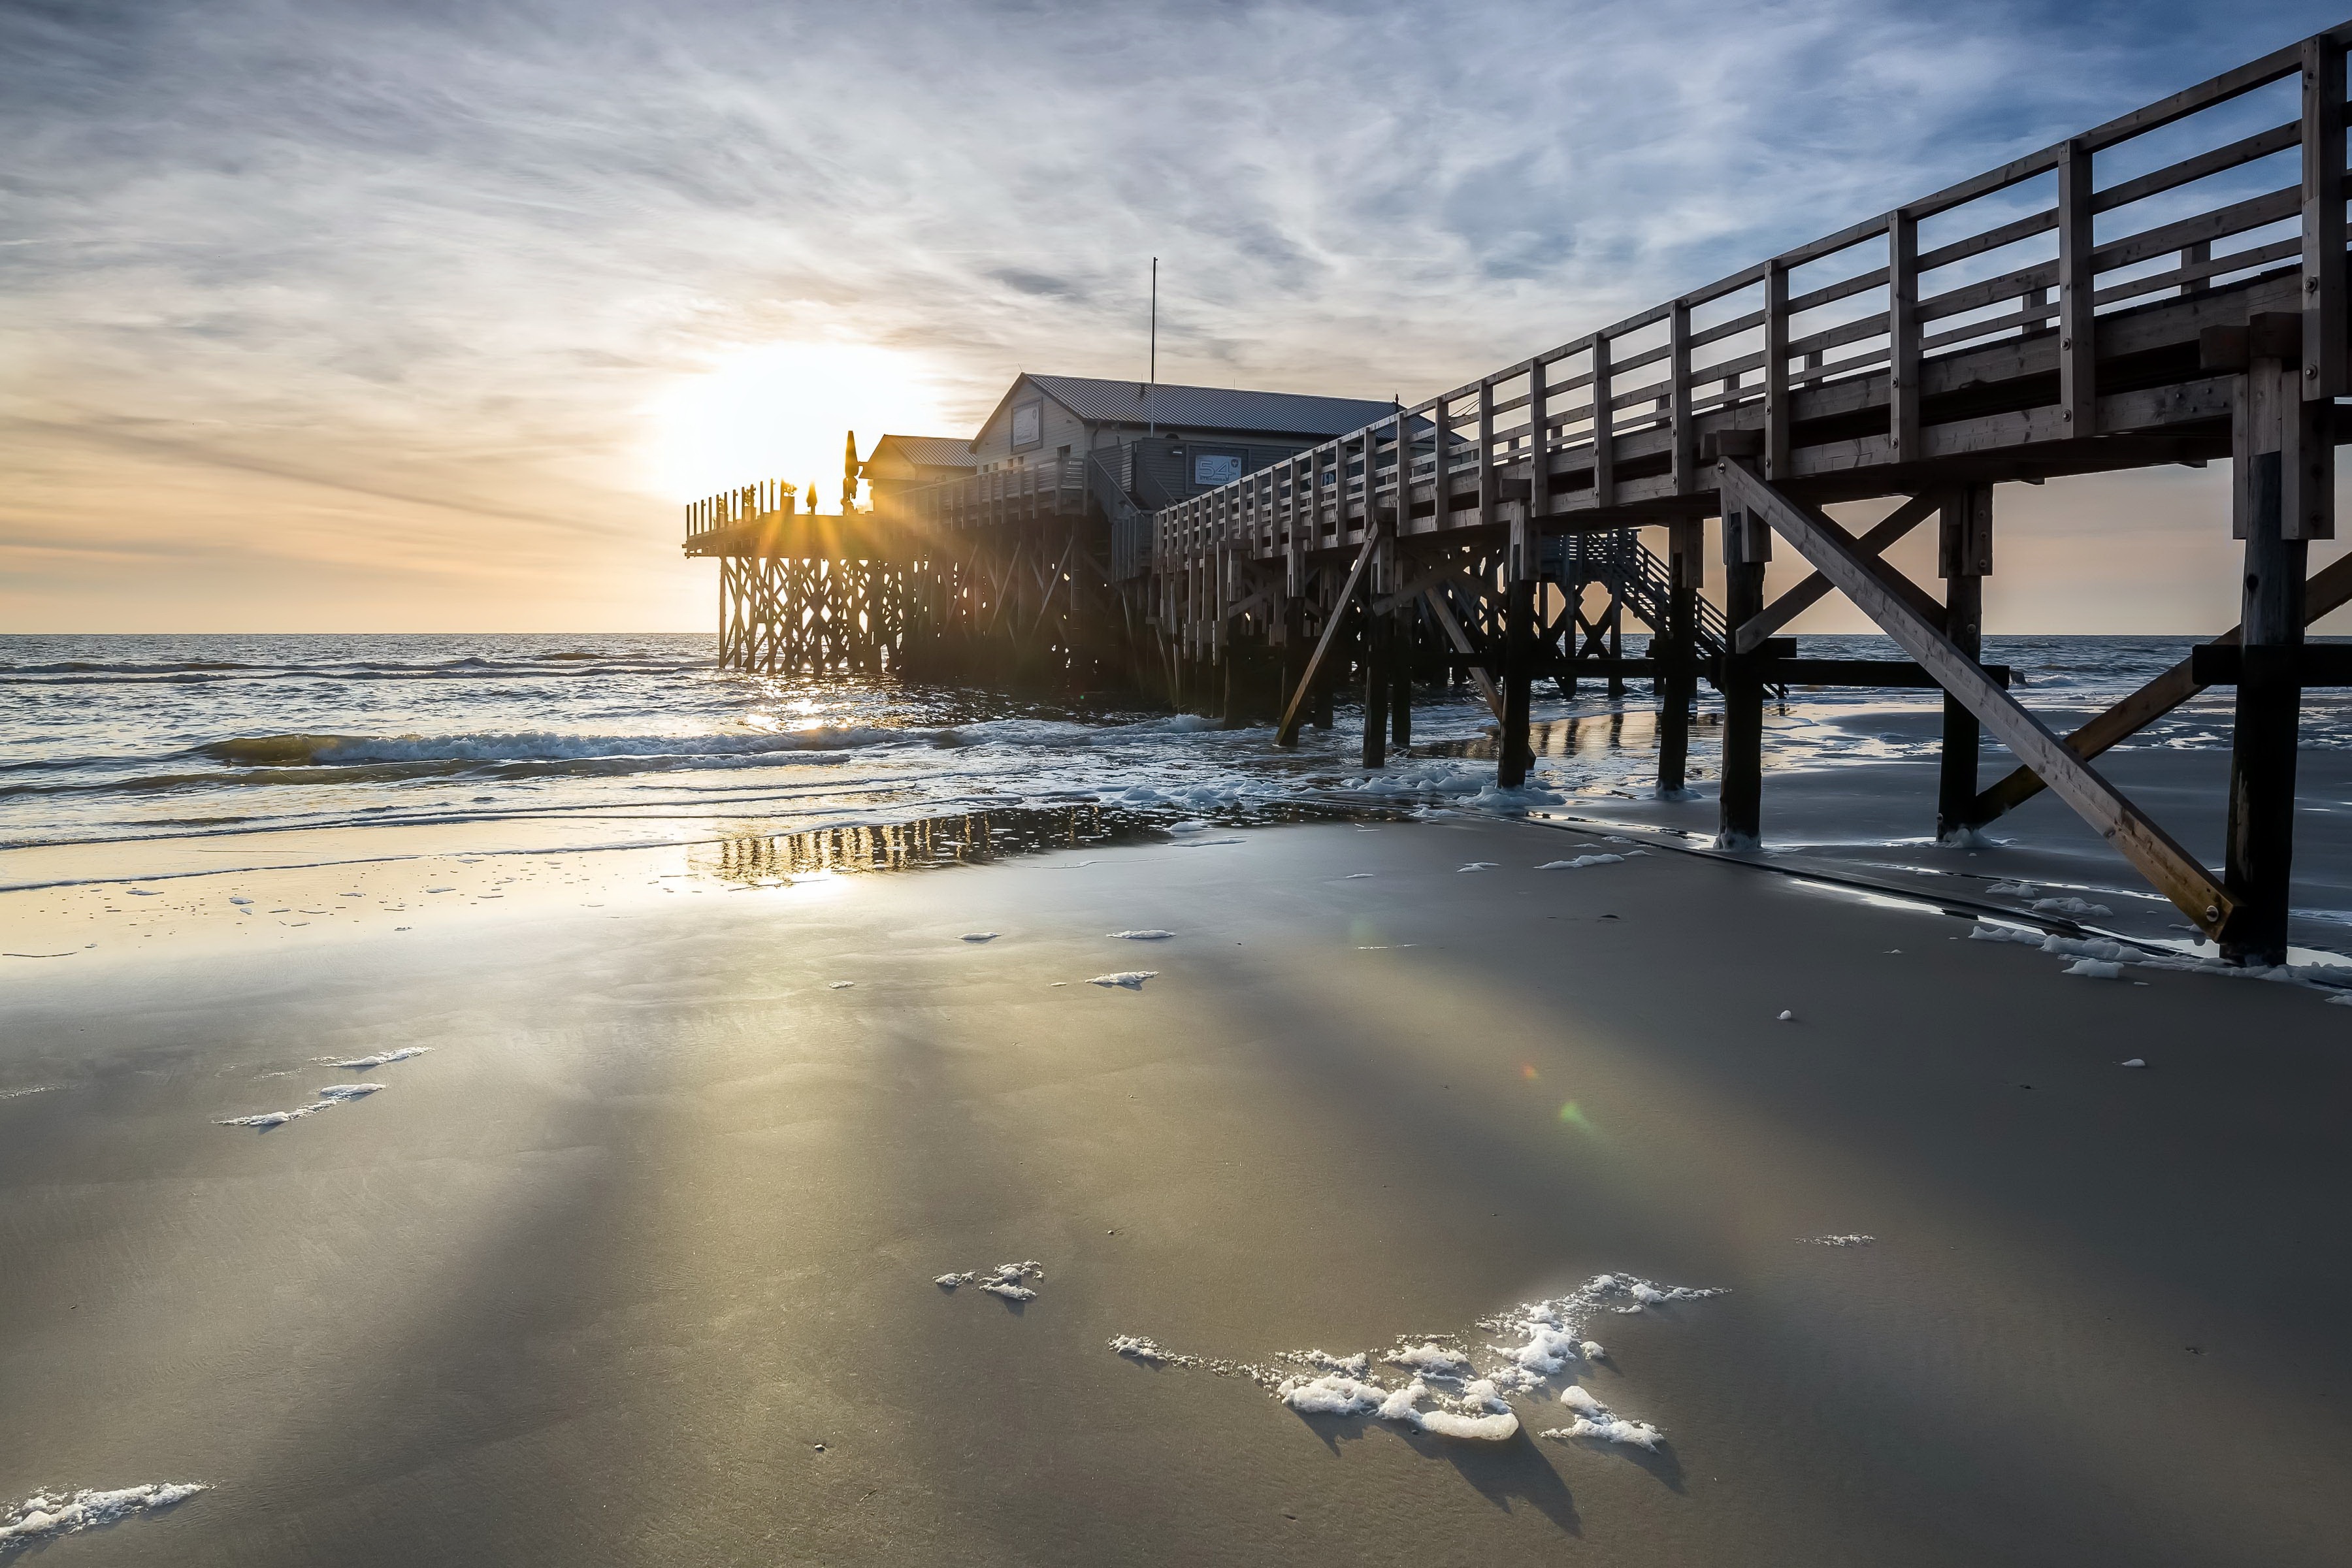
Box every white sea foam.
[1113,1271,1719,1454]
[2064,958,2127,979]
[1108,930,1175,940]
[0,1086,53,1101]
[1458,862,1499,872]
[1543,1386,1665,1449]
[0,1482,206,1548]
[827,981,855,989]
[1536,855,1623,870]
[2032,896,2114,917]
[1086,972,1156,988]
[938,1261,1043,1301]
[2121,1058,2148,1068]
[318,1047,429,1070]
[218,1082,382,1128]
[1799,1234,1876,1246]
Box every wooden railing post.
[1889,210,1922,465]
[2304,33,2347,399]
[1669,301,1695,494]
[1592,335,1616,508]
[1764,261,1791,479]
[2058,137,2096,434]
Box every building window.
[1010,401,1042,451]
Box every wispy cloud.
[0,0,2340,629]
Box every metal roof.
[1023,375,1399,438]
[866,433,975,469]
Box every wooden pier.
[684,24,2352,966]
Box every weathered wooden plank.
[2095,121,2299,216]
[1721,458,2236,934]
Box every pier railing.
[892,455,1088,532]
[1147,24,2351,575]
[684,480,798,543]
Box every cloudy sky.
[4,0,2347,632]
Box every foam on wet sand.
[0,1482,206,1548]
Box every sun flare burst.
[647,339,954,508]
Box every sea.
[7,632,2352,952]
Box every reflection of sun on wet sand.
[3,814,2351,1565]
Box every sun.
[648,340,954,510]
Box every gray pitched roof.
[1024,374,1399,438]
[868,434,975,468]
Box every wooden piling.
[1936,484,1992,840]
[1658,520,1701,796]
[1719,501,1769,847]
[2225,333,2317,964]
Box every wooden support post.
[1936,483,1992,841]
[1498,572,1535,788]
[1362,606,1390,768]
[1657,519,1702,796]
[1275,529,1381,745]
[1390,606,1413,747]
[2225,345,2310,964]
[1719,502,1769,847]
[1605,592,1625,699]
[1720,458,2237,938]
[2057,138,2096,436]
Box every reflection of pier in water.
[696,806,1182,885]
[1421,706,1723,764]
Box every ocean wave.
[194,728,924,768]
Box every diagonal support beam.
[1720,459,2237,936]
[1970,549,2352,825]
[1422,587,1506,721]
[1275,529,1382,746]
[1735,491,1946,653]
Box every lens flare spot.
[1558,1100,1593,1131]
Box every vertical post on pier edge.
[1390,604,1413,747]
[1936,483,1992,840]
[1498,569,1535,788]
[1361,529,1389,767]
[2225,330,2314,965]
[1658,519,1702,796]
[1718,480,1769,847]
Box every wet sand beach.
[4,813,2348,1565]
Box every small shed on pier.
[969,374,1402,510]
[862,434,978,507]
